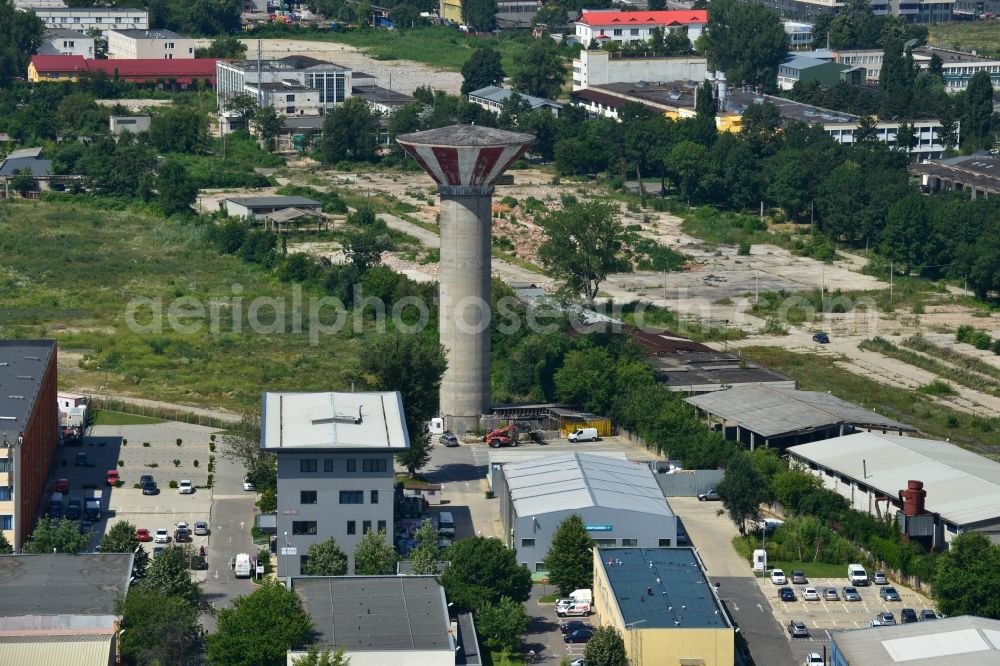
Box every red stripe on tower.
[470,146,505,186]
[431,146,462,185]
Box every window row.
[522,537,668,549]
[292,520,387,536]
[346,520,387,535]
[298,490,379,505]
[299,457,388,473]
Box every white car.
[805,653,823,666]
[178,480,194,494]
[243,477,255,492]
[176,521,189,532]
[154,528,170,544]
[802,587,820,601]
[770,569,788,585]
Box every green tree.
[253,106,285,152]
[695,79,716,117]
[195,34,247,59]
[302,537,349,576]
[894,121,917,156]
[225,92,258,127]
[461,0,497,32]
[0,531,11,554]
[387,103,423,144]
[933,532,1000,619]
[716,452,769,535]
[769,470,822,512]
[667,140,710,203]
[23,517,88,554]
[149,105,209,153]
[156,159,197,216]
[543,514,595,595]
[440,537,532,612]
[583,625,628,666]
[962,70,994,151]
[142,545,206,610]
[409,518,442,575]
[9,168,35,196]
[99,520,149,578]
[0,0,45,87]
[117,586,201,665]
[317,96,379,163]
[353,529,397,575]
[537,200,629,303]
[358,333,447,477]
[533,2,566,28]
[343,227,394,271]
[85,26,107,58]
[928,52,944,79]
[207,578,314,666]
[476,597,530,653]
[879,35,917,119]
[461,46,505,95]
[512,39,567,99]
[554,347,615,414]
[706,0,786,90]
[293,645,350,666]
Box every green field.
[91,410,164,426]
[929,21,1000,57]
[0,199,361,412]
[757,560,849,580]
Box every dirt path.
[76,390,241,424]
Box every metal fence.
[89,395,235,430]
[654,469,725,497]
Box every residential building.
[570,80,744,132]
[912,46,1000,91]
[244,81,322,116]
[777,55,853,90]
[784,20,814,49]
[829,616,1000,665]
[0,341,58,551]
[496,0,542,28]
[910,154,1000,199]
[0,553,132,665]
[686,384,914,450]
[27,7,149,34]
[496,452,677,572]
[109,115,151,136]
[287,575,479,666]
[351,84,416,115]
[788,432,1000,548]
[216,56,353,117]
[467,86,562,115]
[107,28,196,60]
[592,547,734,666]
[571,48,708,91]
[220,195,323,220]
[28,55,217,87]
[747,0,951,23]
[38,28,93,58]
[261,391,409,577]
[574,9,707,47]
[14,0,67,8]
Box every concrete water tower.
[397,125,534,432]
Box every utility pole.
[821,264,825,313]
[754,266,759,304]
[890,261,893,305]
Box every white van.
[438,512,455,537]
[233,553,252,578]
[568,428,599,443]
[848,563,869,586]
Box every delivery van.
[568,428,599,443]
[233,553,252,578]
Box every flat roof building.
[38,28,94,58]
[220,195,323,221]
[575,9,707,47]
[829,615,1000,665]
[570,48,708,91]
[777,55,852,90]
[788,432,1000,547]
[467,86,562,116]
[262,392,409,576]
[107,28,196,60]
[910,154,1000,200]
[27,7,149,34]
[686,384,914,450]
[287,575,466,666]
[593,547,733,666]
[497,453,677,572]
[216,56,353,122]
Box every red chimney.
[900,480,926,516]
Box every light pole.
[282,531,288,578]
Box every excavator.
[486,423,518,448]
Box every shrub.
[206,474,214,488]
[142,442,150,447]
[193,460,199,468]
[169,480,178,489]
[118,459,124,466]
[176,438,182,447]
[122,438,127,446]
[172,459,181,467]
[918,380,957,397]
[209,442,216,452]
[145,463,159,468]
[210,434,216,442]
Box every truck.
[568,588,593,605]
[83,493,102,521]
[486,424,517,448]
[233,553,252,578]
[568,428,599,443]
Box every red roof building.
[575,10,707,47]
[29,55,218,87]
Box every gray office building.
[497,453,677,572]
[261,391,409,577]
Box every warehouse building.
[497,453,677,572]
[829,615,1000,665]
[686,384,913,450]
[910,154,1000,200]
[592,547,733,666]
[788,432,1000,548]
[220,195,323,220]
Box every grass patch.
[0,199,361,412]
[918,379,958,397]
[537,593,560,603]
[395,472,430,485]
[486,652,525,666]
[929,21,1000,58]
[743,347,1000,452]
[619,301,746,342]
[904,336,1000,381]
[860,336,1000,398]
[763,560,850,580]
[679,206,789,248]
[91,410,164,426]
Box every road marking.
[757,603,764,612]
[732,602,740,611]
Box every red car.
[135,528,151,542]
[54,478,70,494]
[106,470,120,486]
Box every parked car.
[555,598,576,610]
[178,480,194,494]
[879,586,901,602]
[873,571,888,585]
[135,528,151,542]
[805,653,824,666]
[900,608,918,624]
[74,452,88,466]
[54,478,70,494]
[142,481,159,495]
[139,474,154,486]
[871,612,896,627]
[770,569,788,585]
[787,621,809,638]
[812,332,830,344]
[557,603,591,618]
[920,609,938,621]
[559,621,591,635]
[175,527,190,542]
[106,470,119,486]
[243,476,255,492]
[802,587,819,601]
[154,528,170,544]
[65,498,82,520]
[843,587,862,601]
[79,520,94,534]
[779,587,796,602]
[563,629,594,644]
[698,489,721,501]
[153,546,165,558]
[791,570,808,584]
[824,588,840,601]
[439,433,459,447]
[194,521,210,536]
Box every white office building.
[216,55,353,119]
[38,28,93,58]
[571,48,708,91]
[29,7,149,34]
[107,28,196,60]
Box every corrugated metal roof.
[831,615,1000,665]
[0,633,114,666]
[577,10,707,26]
[685,385,913,439]
[224,196,321,209]
[467,86,562,110]
[504,453,672,517]
[788,433,1000,526]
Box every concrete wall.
[572,50,708,90]
[275,451,394,576]
[109,116,151,135]
[653,469,724,497]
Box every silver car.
[194,521,210,536]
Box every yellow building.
[440,0,462,23]
[592,547,735,666]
